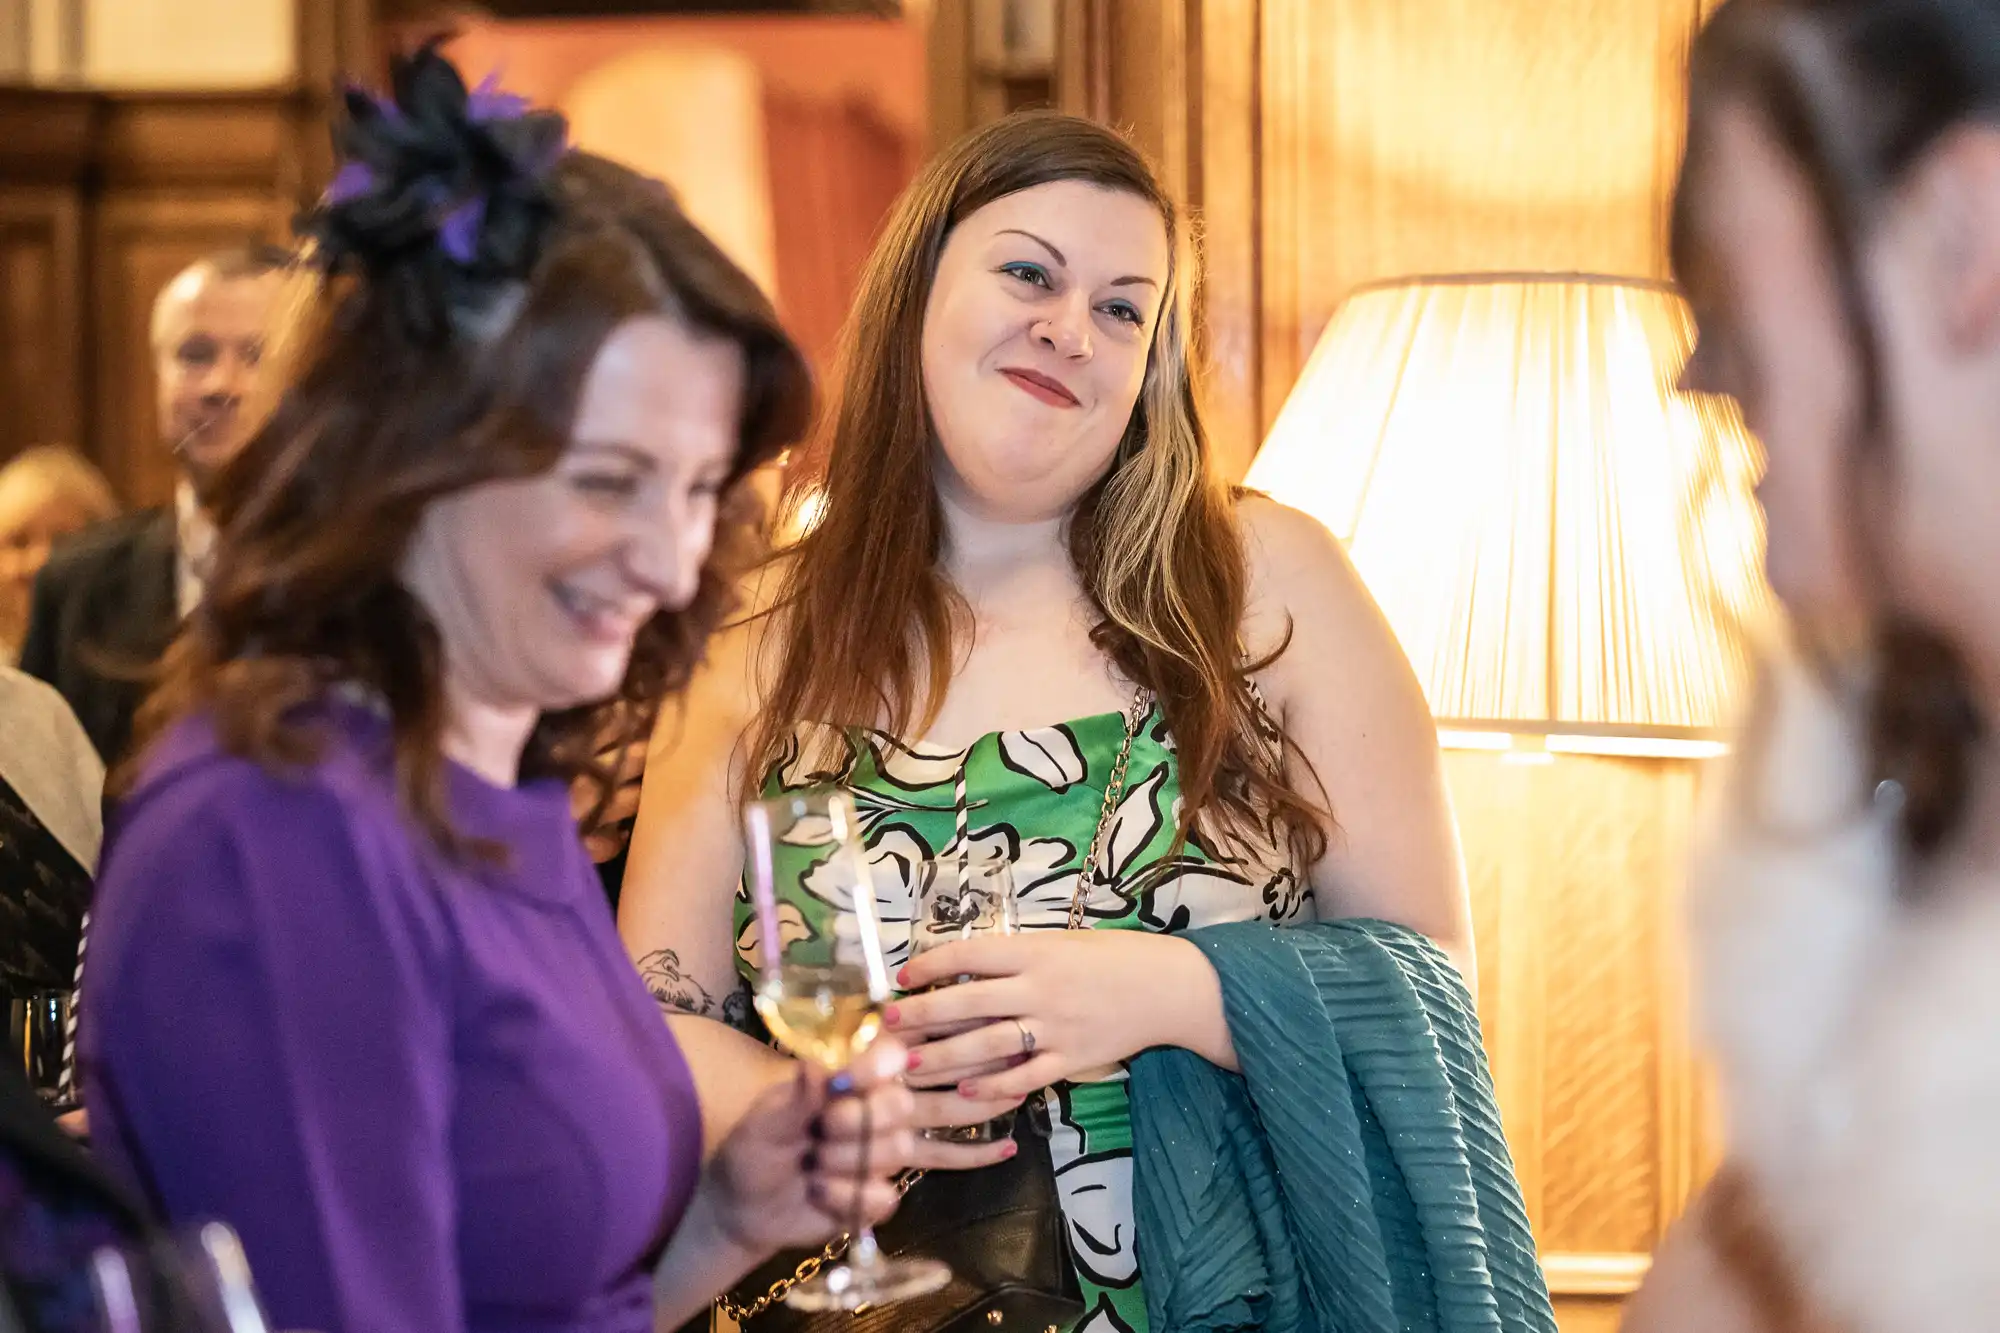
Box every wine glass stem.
[848,1083,879,1270]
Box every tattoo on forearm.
[720,978,755,1034]
[636,948,719,1017]
[635,949,758,1034]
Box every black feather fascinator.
[297,43,570,341]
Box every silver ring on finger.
[1012,1017,1037,1056]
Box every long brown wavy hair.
[752,111,1328,867]
[1675,0,1995,872]
[132,149,812,856]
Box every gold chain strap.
[1068,688,1147,931]
[716,1170,928,1324]
[722,688,1149,1325]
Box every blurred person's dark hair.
[1675,0,2000,872]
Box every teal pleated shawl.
[1127,919,1556,1333]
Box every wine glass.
[909,851,1021,1145]
[743,787,950,1312]
[89,1221,275,1333]
[6,988,73,1104]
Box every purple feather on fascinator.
[466,72,531,125]
[325,161,376,207]
[437,195,487,265]
[298,40,570,342]
[345,80,403,124]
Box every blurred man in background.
[20,246,288,767]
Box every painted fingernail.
[958,1081,979,1098]
[828,1071,857,1097]
[883,1004,903,1027]
[1002,1140,1019,1158]
[906,1049,923,1072]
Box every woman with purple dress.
[75,49,915,1333]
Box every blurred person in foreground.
[1626,2,2000,1331]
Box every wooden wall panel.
[930,0,1060,156]
[1072,0,1714,452]
[1185,0,1261,478]
[0,86,318,502]
[1447,751,1721,1329]
[0,89,95,466]
[1551,1299,1632,1333]
[764,90,921,370]
[1055,0,1265,477]
[1253,0,1713,432]
[0,188,85,459]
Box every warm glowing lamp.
[1245,274,1767,760]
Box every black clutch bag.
[722,1113,1086,1333]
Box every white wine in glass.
[752,963,882,1072]
[743,787,950,1312]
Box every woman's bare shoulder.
[1233,492,1408,697]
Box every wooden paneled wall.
[0,0,365,502]
[0,89,96,466]
[764,91,921,368]
[1447,750,1725,1328]
[1054,0,1724,473]
[0,87,318,505]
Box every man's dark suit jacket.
[18,509,178,769]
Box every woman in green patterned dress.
[620,111,1474,1333]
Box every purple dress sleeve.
[85,766,466,1333]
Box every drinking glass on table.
[909,852,1021,1145]
[6,987,73,1104]
[743,787,950,1312]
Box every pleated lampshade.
[1245,274,1767,756]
